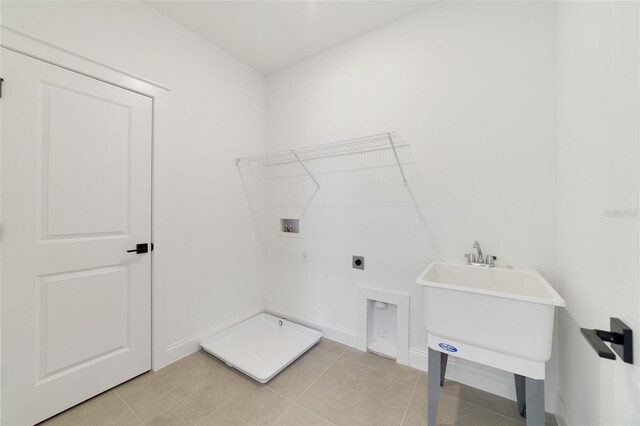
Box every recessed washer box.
[357,286,410,365]
[279,217,301,237]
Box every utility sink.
[416,262,565,378]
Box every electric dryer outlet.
[352,256,365,270]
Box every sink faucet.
[473,241,483,261]
[465,241,496,267]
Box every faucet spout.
[465,240,495,267]
[473,241,483,261]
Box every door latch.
[127,243,149,254]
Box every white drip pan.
[200,313,322,383]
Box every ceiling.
[147,1,433,75]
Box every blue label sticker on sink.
[438,343,458,352]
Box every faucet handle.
[486,255,497,265]
[465,253,476,263]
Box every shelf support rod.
[291,149,320,190]
[387,133,407,186]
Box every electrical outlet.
[301,251,308,263]
[352,255,364,270]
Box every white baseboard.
[264,306,358,347]
[553,392,572,426]
[163,306,265,366]
[409,348,558,415]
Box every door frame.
[0,25,171,373]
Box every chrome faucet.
[465,241,496,267]
[473,241,483,261]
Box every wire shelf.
[236,132,410,187]
[236,132,421,246]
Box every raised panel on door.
[38,266,131,381]
[42,83,132,239]
[1,48,153,425]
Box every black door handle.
[127,243,149,254]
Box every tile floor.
[41,339,558,426]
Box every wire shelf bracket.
[386,132,407,186]
[291,149,320,190]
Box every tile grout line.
[269,403,294,425]
[416,372,532,424]
[436,385,530,425]
[294,350,341,404]
[275,346,344,426]
[338,351,420,386]
[435,382,529,424]
[469,401,528,425]
[264,346,336,403]
[143,368,232,424]
[298,404,339,426]
[263,384,296,406]
[203,344,418,426]
[399,379,419,426]
[263,344,343,425]
[113,390,145,425]
[341,347,420,383]
[401,383,516,426]
[457,397,528,425]
[335,346,421,426]
[304,343,419,426]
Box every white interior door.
[1,48,152,425]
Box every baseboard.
[409,348,558,415]
[553,392,572,426]
[264,306,358,347]
[163,306,265,366]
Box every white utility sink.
[416,261,565,379]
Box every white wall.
[556,2,640,425]
[265,0,559,404]
[1,1,267,367]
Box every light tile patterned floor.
[40,339,558,426]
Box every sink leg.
[525,377,545,426]
[427,348,442,426]
[515,374,526,417]
[440,352,448,386]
